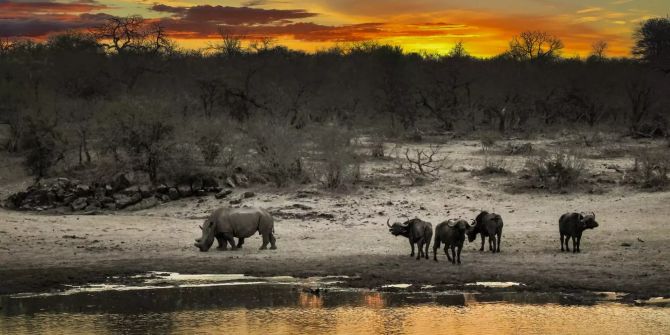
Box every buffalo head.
[387,218,409,237]
[194,220,216,252]
[581,212,599,230]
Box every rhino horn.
[386,218,391,228]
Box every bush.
[20,115,67,180]
[475,155,509,175]
[98,99,177,183]
[312,126,360,189]
[479,131,501,152]
[369,132,386,158]
[246,117,306,187]
[625,150,670,190]
[397,144,446,185]
[523,151,585,189]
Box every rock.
[62,194,77,205]
[168,188,180,200]
[621,242,632,247]
[139,184,153,198]
[177,184,192,197]
[215,189,233,199]
[291,203,313,210]
[71,197,88,211]
[195,189,207,196]
[225,177,236,188]
[113,193,142,209]
[191,178,204,192]
[94,187,107,199]
[243,191,255,198]
[103,202,117,210]
[75,184,91,196]
[234,174,249,187]
[229,198,242,205]
[126,197,159,211]
[158,194,170,202]
[156,184,169,194]
[122,185,141,195]
[113,171,151,190]
[202,176,219,188]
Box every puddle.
[465,281,523,288]
[1,273,669,334]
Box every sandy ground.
[1,138,669,298]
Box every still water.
[1,276,669,335]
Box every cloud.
[0,0,108,37]
[150,4,317,25]
[576,7,603,14]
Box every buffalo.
[467,211,504,253]
[559,212,599,253]
[433,219,470,264]
[387,218,433,260]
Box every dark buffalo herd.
[388,211,599,264]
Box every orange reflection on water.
[298,292,324,309]
[362,292,386,309]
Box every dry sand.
[1,138,669,298]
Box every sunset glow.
[0,0,666,57]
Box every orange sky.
[0,0,666,57]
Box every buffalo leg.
[409,241,415,257]
[456,245,462,264]
[236,238,245,249]
[450,245,456,264]
[424,238,430,259]
[269,233,277,250]
[560,234,564,251]
[564,235,570,252]
[496,232,502,252]
[480,235,485,251]
[489,235,496,253]
[445,245,452,262]
[416,239,423,260]
[216,236,228,251]
[575,236,581,253]
[433,239,440,262]
[572,237,577,253]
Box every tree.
[633,17,670,73]
[509,30,564,61]
[93,16,172,55]
[590,40,608,60]
[447,41,469,58]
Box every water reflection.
[1,285,669,335]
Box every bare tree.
[398,145,446,183]
[590,40,608,59]
[93,16,172,54]
[509,30,564,61]
[626,79,655,136]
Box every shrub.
[99,99,177,183]
[625,150,670,190]
[475,156,509,175]
[246,117,306,187]
[20,116,67,180]
[479,131,501,152]
[369,132,386,158]
[313,126,360,189]
[523,151,585,189]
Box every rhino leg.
[260,234,269,250]
[220,233,237,251]
[236,238,245,249]
[269,233,277,250]
[216,235,228,251]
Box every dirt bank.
[1,139,669,298]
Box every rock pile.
[3,171,246,212]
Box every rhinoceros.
[433,219,470,264]
[194,206,276,252]
[559,212,598,253]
